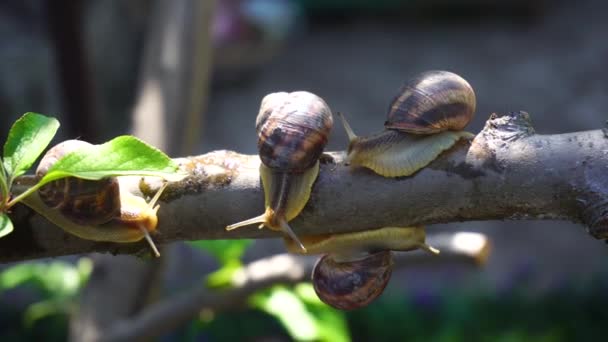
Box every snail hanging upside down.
[284,227,439,310]
[21,140,167,257]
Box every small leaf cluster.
[0,112,183,239]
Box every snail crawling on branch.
[339,70,476,177]
[283,70,474,309]
[20,140,167,257]
[285,227,439,310]
[226,91,334,251]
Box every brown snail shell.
[36,140,121,225]
[312,251,393,310]
[256,91,333,172]
[385,70,476,134]
[227,91,334,252]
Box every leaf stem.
[6,182,43,209]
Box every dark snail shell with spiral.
[313,251,393,311]
[256,91,333,172]
[226,91,334,252]
[385,70,476,134]
[36,140,121,225]
[283,226,440,310]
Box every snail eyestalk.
[139,222,160,257]
[225,211,307,252]
[419,243,440,255]
[225,214,267,231]
[137,182,167,257]
[278,219,306,252]
[337,112,358,142]
[225,212,307,252]
[226,163,318,253]
[147,182,168,210]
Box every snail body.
[226,91,333,252]
[22,140,165,257]
[340,70,476,177]
[285,226,439,310]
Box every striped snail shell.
[385,70,476,134]
[313,251,393,311]
[36,140,121,225]
[256,91,333,171]
[227,91,334,252]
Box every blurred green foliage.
[1,246,607,342]
[193,275,608,342]
[250,284,350,342]
[0,259,92,341]
[189,239,253,267]
[189,239,254,288]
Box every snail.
[226,91,334,252]
[21,140,166,257]
[339,70,476,177]
[284,226,439,310]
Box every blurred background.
[1,0,608,340]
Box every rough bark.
[3,112,608,263]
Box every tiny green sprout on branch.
[0,112,186,243]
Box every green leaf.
[38,135,185,186]
[250,286,320,341]
[0,214,13,239]
[294,283,350,342]
[0,258,93,328]
[189,239,254,265]
[205,261,242,288]
[24,298,69,328]
[0,259,91,295]
[250,285,350,342]
[0,156,8,203]
[3,113,59,181]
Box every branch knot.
[483,111,536,141]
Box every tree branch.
[3,111,608,263]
